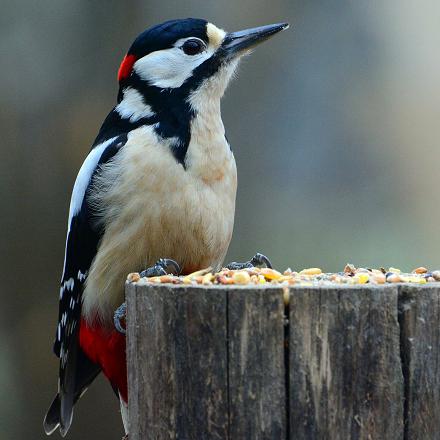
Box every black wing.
[44,134,127,436]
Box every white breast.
[82,124,237,324]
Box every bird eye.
[181,39,205,56]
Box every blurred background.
[1,0,439,438]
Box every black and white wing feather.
[44,134,127,436]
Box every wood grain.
[399,285,440,440]
[288,286,403,440]
[127,283,229,440]
[227,287,286,439]
[127,283,440,439]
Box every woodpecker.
[44,18,288,437]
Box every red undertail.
[79,319,127,402]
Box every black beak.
[222,22,289,58]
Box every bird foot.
[114,259,181,334]
[226,252,273,270]
[139,258,181,277]
[122,435,129,440]
[114,303,127,334]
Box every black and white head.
[98,18,288,161]
[117,18,288,98]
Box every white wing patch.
[77,270,88,282]
[67,137,118,231]
[115,87,155,122]
[61,137,117,280]
[59,277,75,299]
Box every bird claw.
[226,252,273,270]
[114,303,127,334]
[139,258,181,277]
[114,259,181,334]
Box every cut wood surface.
[126,283,440,440]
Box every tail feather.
[59,390,75,437]
[43,391,74,438]
[43,395,61,436]
[43,391,75,437]
[58,336,79,437]
[44,345,101,436]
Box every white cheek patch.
[115,87,155,122]
[133,39,215,89]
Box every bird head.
[117,18,288,107]
[97,19,288,162]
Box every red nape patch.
[117,54,137,81]
[79,319,128,402]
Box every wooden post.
[399,285,440,439]
[126,283,440,440]
[288,286,403,439]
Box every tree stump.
[126,283,440,440]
